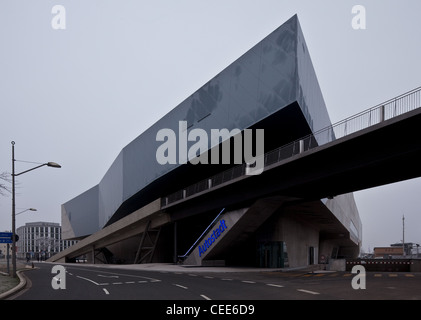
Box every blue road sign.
[0,232,12,238]
[0,232,13,243]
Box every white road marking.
[76,276,100,286]
[242,280,256,284]
[201,294,212,300]
[267,284,285,288]
[98,274,119,278]
[204,276,214,279]
[69,267,160,282]
[297,289,320,295]
[103,288,109,295]
[174,284,188,290]
[221,278,233,281]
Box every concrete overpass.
[49,87,421,264]
[162,87,421,217]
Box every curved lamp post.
[11,141,61,278]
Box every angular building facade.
[59,15,362,268]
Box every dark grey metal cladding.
[99,151,124,228]
[62,185,99,238]
[63,15,335,238]
[295,20,334,144]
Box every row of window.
[18,241,77,254]
[16,226,77,254]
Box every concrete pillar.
[173,222,178,264]
[299,139,304,154]
[380,105,385,122]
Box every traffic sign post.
[0,235,13,275]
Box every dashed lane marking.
[201,294,212,300]
[103,288,109,295]
[267,284,285,288]
[174,284,188,290]
[297,289,320,295]
[241,280,256,284]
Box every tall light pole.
[11,141,61,278]
[402,215,405,257]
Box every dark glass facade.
[62,15,344,240]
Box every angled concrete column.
[184,196,296,265]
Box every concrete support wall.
[281,214,319,268]
[184,208,248,265]
[257,209,319,268]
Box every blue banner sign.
[0,232,13,238]
[0,232,13,243]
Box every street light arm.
[16,208,37,216]
[13,162,61,177]
[13,163,48,177]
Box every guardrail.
[161,86,421,208]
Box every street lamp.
[16,208,37,216]
[11,141,61,278]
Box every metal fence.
[161,87,421,208]
[346,259,413,272]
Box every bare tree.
[0,172,11,196]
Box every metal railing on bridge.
[161,86,421,208]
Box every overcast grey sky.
[1,1,420,253]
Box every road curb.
[0,267,36,300]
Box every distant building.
[374,246,404,258]
[16,222,77,261]
[390,242,419,256]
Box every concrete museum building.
[50,15,362,268]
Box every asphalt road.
[10,262,421,301]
